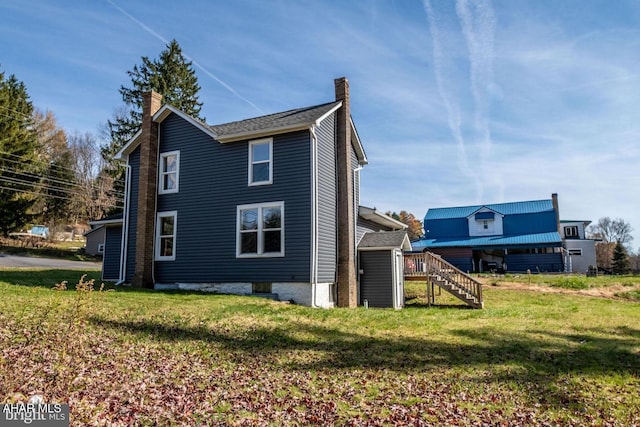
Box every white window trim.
[564,226,579,238]
[155,211,177,261]
[159,150,180,194]
[236,201,284,258]
[248,138,273,186]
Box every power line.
[0,152,127,187]
[0,185,124,207]
[0,172,124,201]
[0,176,124,204]
[0,158,126,197]
[0,165,124,197]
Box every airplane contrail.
[106,0,264,115]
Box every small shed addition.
[358,230,412,309]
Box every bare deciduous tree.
[587,217,634,270]
[68,132,120,223]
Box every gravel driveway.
[0,254,102,270]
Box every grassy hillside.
[1,269,639,426]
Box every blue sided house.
[99,78,409,309]
[412,194,573,273]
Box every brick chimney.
[335,77,358,307]
[132,91,162,288]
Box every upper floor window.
[249,138,272,186]
[564,226,579,239]
[159,151,180,194]
[155,211,177,261]
[237,201,284,257]
[477,219,495,234]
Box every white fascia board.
[115,129,142,160]
[350,118,368,165]
[114,105,217,160]
[314,102,342,126]
[359,206,408,230]
[154,105,217,140]
[466,206,503,219]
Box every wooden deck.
[404,252,484,309]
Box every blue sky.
[2,0,639,246]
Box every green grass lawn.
[1,269,639,426]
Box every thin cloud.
[422,0,482,198]
[455,0,501,201]
[105,0,263,115]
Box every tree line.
[1,39,638,274]
[587,217,637,274]
[0,39,201,239]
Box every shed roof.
[426,199,554,221]
[88,212,123,226]
[358,230,412,250]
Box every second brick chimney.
[132,91,163,288]
[335,77,358,307]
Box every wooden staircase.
[404,252,484,309]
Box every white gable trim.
[314,102,342,126]
[350,117,368,165]
[115,104,217,160]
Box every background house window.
[249,138,272,185]
[155,211,177,260]
[476,219,495,234]
[569,249,583,256]
[97,243,104,253]
[159,151,180,194]
[564,225,579,238]
[237,202,284,257]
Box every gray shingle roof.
[210,101,341,141]
[358,230,410,249]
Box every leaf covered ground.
[1,270,639,426]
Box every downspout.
[151,123,160,285]
[353,165,363,304]
[116,164,131,285]
[310,125,320,307]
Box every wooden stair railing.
[404,252,484,309]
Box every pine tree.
[0,70,40,235]
[611,242,630,275]
[102,39,203,214]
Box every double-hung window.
[248,138,272,186]
[159,151,180,194]
[237,202,284,257]
[155,211,177,261]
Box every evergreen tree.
[0,70,40,235]
[102,39,203,213]
[611,242,630,275]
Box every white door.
[392,249,404,309]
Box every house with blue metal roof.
[412,194,567,273]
